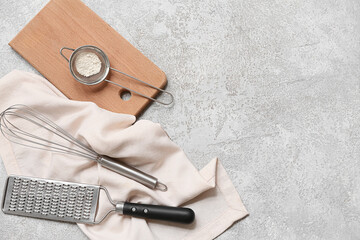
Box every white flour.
[75,52,102,77]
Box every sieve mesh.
[69,46,110,85]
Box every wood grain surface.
[9,0,167,117]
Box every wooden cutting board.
[9,0,167,117]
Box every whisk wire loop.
[0,105,99,160]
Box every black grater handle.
[123,202,195,224]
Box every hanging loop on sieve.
[60,47,75,62]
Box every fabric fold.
[0,70,248,240]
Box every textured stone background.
[1,0,360,239]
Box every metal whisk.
[0,105,167,191]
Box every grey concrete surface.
[1,0,360,239]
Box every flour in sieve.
[75,52,102,77]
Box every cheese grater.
[1,175,195,225]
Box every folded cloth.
[0,70,248,240]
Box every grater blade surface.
[2,175,100,224]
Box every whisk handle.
[98,156,160,190]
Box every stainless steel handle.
[98,156,167,191]
[60,47,75,62]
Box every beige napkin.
[0,70,248,240]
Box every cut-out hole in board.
[120,90,132,101]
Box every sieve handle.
[60,47,75,62]
[122,202,195,224]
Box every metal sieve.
[60,45,173,105]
